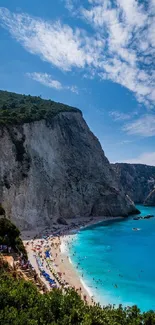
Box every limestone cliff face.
[144,189,155,206]
[0,112,138,230]
[112,163,155,204]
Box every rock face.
[0,112,138,230]
[112,163,155,204]
[144,189,155,206]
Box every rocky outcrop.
[144,189,155,206]
[0,111,139,230]
[112,163,155,204]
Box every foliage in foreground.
[0,90,81,125]
[0,261,155,325]
[0,217,27,259]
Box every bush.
[0,90,81,126]
[0,218,27,259]
[0,261,155,325]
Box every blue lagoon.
[69,205,155,311]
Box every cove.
[69,205,155,311]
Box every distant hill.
[112,163,155,204]
[0,90,81,125]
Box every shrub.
[0,90,81,126]
[0,218,27,259]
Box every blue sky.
[0,0,155,165]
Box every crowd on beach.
[24,235,91,303]
[22,215,124,304]
[26,236,72,290]
[1,214,148,310]
[23,216,106,304]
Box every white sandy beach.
[22,215,123,305]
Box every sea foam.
[60,240,68,254]
[80,278,93,297]
[61,234,77,255]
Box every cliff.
[112,163,155,204]
[144,189,155,206]
[0,91,138,230]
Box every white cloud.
[0,4,154,107]
[117,0,146,27]
[64,0,74,11]
[115,139,133,145]
[80,0,155,107]
[0,7,102,71]
[26,72,78,93]
[109,111,131,121]
[68,85,79,94]
[63,0,80,15]
[27,72,62,90]
[123,115,155,137]
[120,152,155,166]
[119,140,133,145]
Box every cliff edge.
[0,91,138,230]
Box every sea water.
[69,205,155,311]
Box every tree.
[0,218,27,258]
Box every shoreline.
[60,233,95,302]
[60,215,123,304]
[22,215,124,305]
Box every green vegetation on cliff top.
[0,90,81,126]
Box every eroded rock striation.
[112,163,155,204]
[0,91,139,230]
[144,189,155,206]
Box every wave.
[68,251,95,299]
[80,278,94,297]
[60,240,68,254]
[69,257,72,265]
[60,234,77,255]
[67,239,111,306]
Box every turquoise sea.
[69,205,155,311]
